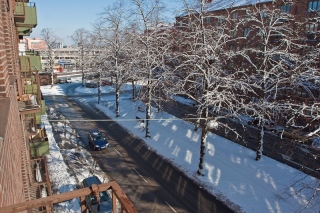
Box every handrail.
[0,181,137,213]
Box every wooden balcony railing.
[0,181,137,213]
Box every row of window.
[308,0,320,12]
[216,23,317,38]
[181,2,318,28]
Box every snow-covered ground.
[41,78,319,213]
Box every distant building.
[25,38,46,50]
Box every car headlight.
[95,145,100,148]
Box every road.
[44,90,233,212]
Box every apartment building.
[0,0,51,211]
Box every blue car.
[82,176,112,213]
[88,129,109,151]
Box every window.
[243,27,250,37]
[229,44,236,51]
[257,44,264,51]
[217,16,225,25]
[308,1,320,12]
[6,0,10,11]
[205,17,210,23]
[257,29,263,36]
[242,44,248,50]
[226,62,234,70]
[302,89,308,98]
[306,23,318,33]
[179,21,182,27]
[261,10,267,18]
[230,30,236,38]
[232,12,238,19]
[251,97,259,103]
[278,4,290,13]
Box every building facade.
[0,0,50,210]
[174,0,320,131]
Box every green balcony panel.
[25,51,39,56]
[24,84,38,94]
[30,141,49,158]
[20,55,41,71]
[15,3,37,28]
[14,2,25,22]
[29,55,42,72]
[36,100,46,124]
[19,56,31,71]
[18,27,32,36]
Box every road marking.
[165,201,177,212]
[113,147,122,156]
[133,168,147,183]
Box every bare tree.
[40,28,60,87]
[91,21,108,104]
[123,22,141,100]
[97,0,131,117]
[131,0,168,138]
[71,28,91,87]
[173,0,252,175]
[235,2,311,160]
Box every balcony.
[29,128,49,158]
[0,181,137,213]
[17,27,32,36]
[29,55,42,72]
[15,2,37,29]
[18,55,41,113]
[18,93,41,114]
[14,1,25,22]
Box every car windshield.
[94,135,105,141]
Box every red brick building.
[0,0,50,210]
[174,0,320,130]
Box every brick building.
[0,0,50,211]
[174,0,320,130]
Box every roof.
[89,129,101,134]
[176,0,272,17]
[82,176,102,186]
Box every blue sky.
[29,0,182,45]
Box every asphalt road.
[44,93,234,213]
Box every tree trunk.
[194,116,200,131]
[51,70,54,88]
[81,45,84,87]
[158,88,161,112]
[82,71,85,87]
[98,77,101,104]
[132,80,135,101]
[116,85,120,117]
[145,83,151,138]
[256,119,265,160]
[197,106,208,176]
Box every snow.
[41,78,319,213]
[177,0,272,17]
